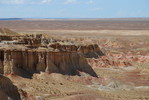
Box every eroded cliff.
[0,34,104,77]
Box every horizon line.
[0,17,149,21]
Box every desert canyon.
[0,19,149,100]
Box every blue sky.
[0,0,149,18]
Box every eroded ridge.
[0,34,104,77]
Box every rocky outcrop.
[1,50,97,77]
[49,43,104,58]
[0,35,100,77]
[22,34,42,45]
[77,44,104,58]
[0,74,21,100]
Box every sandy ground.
[18,30,149,37]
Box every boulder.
[0,74,21,100]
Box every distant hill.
[0,28,18,35]
[0,18,23,20]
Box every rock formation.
[0,34,104,77]
[0,74,21,100]
[49,43,104,58]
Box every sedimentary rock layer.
[0,34,104,77]
[0,36,100,77]
[49,43,104,58]
[0,50,97,77]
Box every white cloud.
[88,0,94,4]
[0,0,24,4]
[64,0,78,4]
[41,0,53,4]
[0,0,53,4]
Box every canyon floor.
[0,19,149,100]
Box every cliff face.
[0,74,21,100]
[77,44,104,58]
[0,35,102,77]
[1,50,97,77]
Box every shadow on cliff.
[77,56,98,77]
[0,74,21,100]
[8,62,98,79]
[14,68,34,79]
